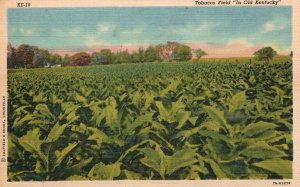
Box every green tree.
[100,49,114,64]
[33,49,50,68]
[15,44,36,68]
[114,50,131,64]
[144,46,159,62]
[62,54,70,66]
[49,54,62,65]
[130,51,140,63]
[137,48,145,63]
[91,52,103,65]
[193,48,207,60]
[175,45,192,61]
[253,47,277,63]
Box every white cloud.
[263,20,286,33]
[98,23,112,32]
[85,37,100,47]
[19,28,32,36]
[196,21,216,32]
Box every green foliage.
[193,48,207,60]
[175,45,192,61]
[254,47,277,62]
[8,61,292,180]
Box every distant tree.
[130,48,145,63]
[144,46,159,62]
[130,51,140,63]
[7,43,15,68]
[15,44,36,68]
[91,52,103,65]
[49,54,62,65]
[193,48,207,60]
[32,49,50,67]
[62,54,70,66]
[91,49,114,65]
[253,47,277,63]
[175,45,192,61]
[137,48,145,63]
[158,42,181,61]
[70,52,91,66]
[100,49,114,64]
[114,50,131,64]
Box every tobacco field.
[7,62,293,180]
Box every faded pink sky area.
[49,40,290,58]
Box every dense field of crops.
[7,61,292,180]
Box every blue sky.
[7,7,291,57]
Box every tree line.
[7,42,208,69]
[7,41,285,69]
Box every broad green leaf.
[140,148,161,175]
[34,104,53,119]
[142,91,154,111]
[253,158,292,178]
[204,158,227,179]
[123,169,145,179]
[227,91,247,111]
[61,102,79,117]
[18,128,45,161]
[155,101,173,123]
[124,112,154,135]
[175,111,191,129]
[46,123,67,143]
[240,141,287,159]
[242,121,278,138]
[14,105,30,116]
[75,92,88,105]
[34,160,44,174]
[60,158,93,179]
[249,75,256,85]
[151,121,168,133]
[271,86,285,105]
[200,120,223,132]
[88,162,121,180]
[71,123,88,135]
[198,130,230,142]
[87,127,109,145]
[33,93,47,103]
[65,110,80,125]
[79,86,93,97]
[188,116,198,126]
[54,143,78,170]
[166,148,198,176]
[13,114,33,128]
[172,97,186,112]
[103,96,119,132]
[132,91,142,108]
[172,126,202,141]
[201,106,230,132]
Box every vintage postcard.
[0,0,299,186]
